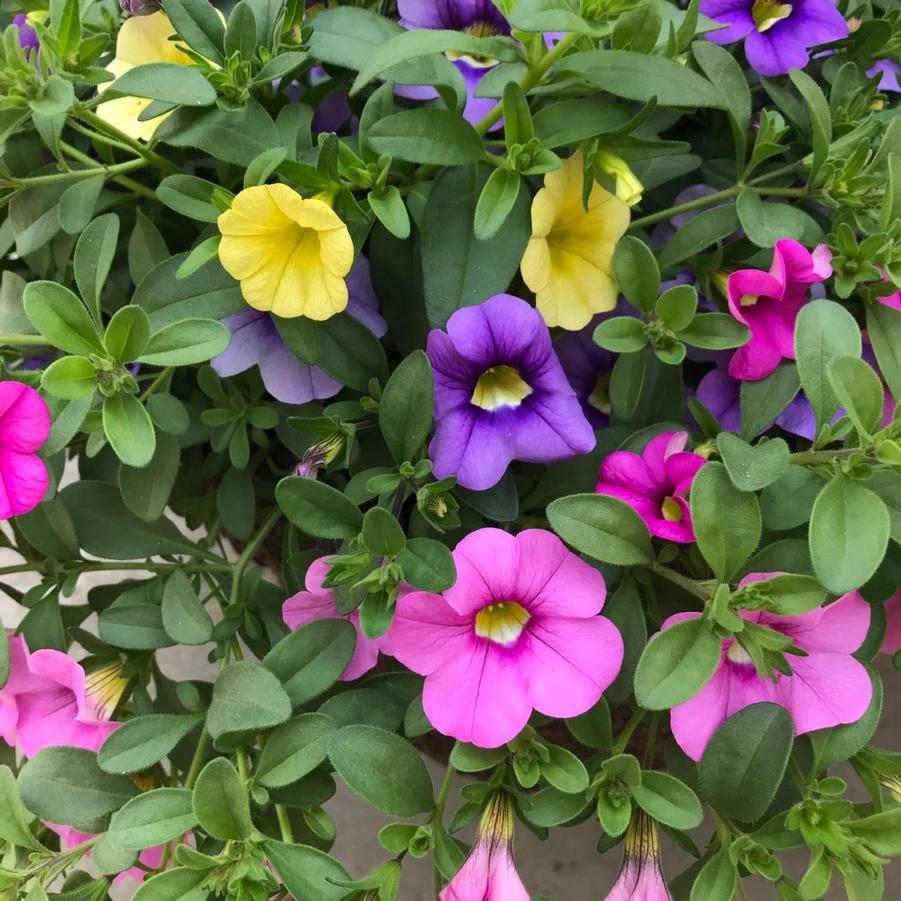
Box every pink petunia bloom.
[440,792,529,901]
[12,651,128,757]
[881,591,901,656]
[604,811,673,901]
[0,632,45,747]
[389,528,623,748]
[282,556,389,681]
[0,381,51,520]
[595,431,707,544]
[876,271,901,311]
[666,574,872,761]
[726,240,833,381]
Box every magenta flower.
[427,294,595,491]
[595,431,707,544]
[0,633,43,747]
[389,528,623,748]
[0,381,50,521]
[881,591,901,656]
[604,811,673,901]
[282,556,389,681]
[666,575,872,761]
[440,792,529,901]
[726,240,833,381]
[700,0,848,77]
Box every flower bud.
[596,151,644,207]
[119,0,162,15]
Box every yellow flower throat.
[475,602,530,645]
[471,366,533,411]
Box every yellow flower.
[520,151,630,331]
[96,12,193,142]
[596,150,644,207]
[217,184,354,320]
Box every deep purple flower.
[13,13,40,54]
[701,0,848,77]
[119,0,161,15]
[211,257,386,404]
[427,294,595,491]
[396,0,511,126]
[868,60,901,93]
[556,314,619,429]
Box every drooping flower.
[596,431,707,544]
[426,294,596,491]
[283,556,389,681]
[726,239,833,381]
[96,12,194,141]
[603,811,673,901]
[881,591,901,656]
[12,652,129,757]
[396,0,512,126]
[440,792,529,901]
[0,381,50,521]
[699,0,848,77]
[211,256,386,404]
[389,528,623,748]
[556,313,619,429]
[666,576,872,761]
[13,12,42,54]
[521,151,630,331]
[217,184,354,320]
[868,60,901,93]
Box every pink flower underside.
[440,840,530,901]
[604,857,674,900]
[882,590,901,655]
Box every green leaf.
[736,189,823,247]
[162,570,213,645]
[656,284,698,332]
[690,848,738,901]
[256,714,336,788]
[98,586,171,651]
[74,214,120,321]
[631,770,703,830]
[866,301,901,401]
[132,867,208,901]
[192,757,251,840]
[828,355,885,438]
[846,806,901,856]
[789,68,831,182]
[739,362,800,440]
[540,745,589,794]
[264,841,351,901]
[58,176,104,235]
[110,63,216,106]
[42,356,97,400]
[276,476,363,539]
[533,97,633,148]
[369,186,411,240]
[474,167,522,241]
[163,0,225,64]
[367,110,485,166]
[699,703,794,822]
[593,316,647,353]
[809,475,890,594]
[129,210,170,286]
[225,1,257,61]
[105,305,151,362]
[138,319,231,366]
[674,312,749,349]
[691,462,761,581]
[523,786,589,827]
[207,662,292,740]
[547,493,654,566]
[691,41,750,163]
[23,281,104,356]
[98,713,205,774]
[318,311,388,391]
[361,507,406,557]
[613,236,659,313]
[273,313,319,365]
[657,204,739,268]
[107,788,196,851]
[329,725,434,816]
[634,617,721,710]
[156,175,222,223]
[380,350,433,464]
[0,766,45,851]
[449,742,507,773]
[103,393,156,469]
[717,433,790,492]
[397,537,456,592]
[119,431,181,523]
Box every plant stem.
[276,804,294,843]
[60,141,157,200]
[0,334,50,346]
[228,507,283,608]
[432,762,456,898]
[6,156,147,188]
[789,447,858,466]
[613,707,647,755]
[648,561,712,601]
[0,561,233,577]
[74,107,181,175]
[185,727,210,790]
[236,747,250,784]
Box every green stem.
[185,727,209,790]
[74,107,181,175]
[0,334,51,346]
[60,141,157,200]
[8,156,147,188]
[139,366,174,401]
[789,447,858,466]
[236,747,250,784]
[613,707,647,755]
[0,561,232,577]
[432,762,456,899]
[228,507,283,608]
[648,561,712,601]
[276,804,294,844]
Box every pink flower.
[666,575,872,761]
[0,381,51,520]
[876,271,901,311]
[12,651,128,757]
[881,590,901,656]
[604,811,673,901]
[282,556,389,681]
[440,792,529,901]
[726,240,833,381]
[389,528,623,748]
[595,431,706,544]
[0,633,44,746]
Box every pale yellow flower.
[96,12,193,142]
[521,151,630,331]
[217,184,354,320]
[596,150,644,207]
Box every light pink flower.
[881,590,901,656]
[666,574,872,761]
[282,556,389,681]
[604,811,673,901]
[0,381,51,520]
[595,431,706,544]
[726,240,832,381]
[0,632,44,747]
[389,528,623,748]
[440,792,529,901]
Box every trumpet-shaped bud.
[604,811,673,900]
[596,151,644,207]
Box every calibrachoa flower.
[426,294,595,491]
[521,151,630,331]
[440,792,529,901]
[868,60,901,93]
[119,0,161,15]
[726,239,833,381]
[596,431,707,544]
[0,633,42,746]
[700,0,848,77]
[389,528,623,748]
[604,811,673,901]
[556,312,619,429]
[666,575,872,761]
[212,257,386,404]
[881,591,901,656]
[282,556,389,680]
[0,381,50,521]
[217,184,354,320]
[13,12,42,54]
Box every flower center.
[447,22,501,69]
[83,664,130,721]
[727,641,754,665]
[475,601,530,645]
[589,372,612,414]
[661,496,683,522]
[471,366,533,411]
[751,0,793,32]
[739,293,759,307]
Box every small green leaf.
[379,350,434,464]
[276,476,363,539]
[256,714,336,788]
[613,236,659,312]
[103,393,156,469]
[161,570,213,646]
[361,507,406,557]
[98,714,205,774]
[105,305,151,361]
[107,788,197,851]
[631,770,703,830]
[192,757,251,840]
[717,433,790,492]
[207,662,292,740]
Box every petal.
[669,661,730,761]
[881,591,901,655]
[744,29,811,77]
[0,382,50,453]
[776,591,871,654]
[257,344,341,405]
[0,449,49,520]
[446,529,521,616]
[698,0,755,43]
[599,450,661,497]
[595,483,661,533]
[390,590,475,673]
[211,309,273,377]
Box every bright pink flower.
[595,431,706,544]
[666,575,872,761]
[604,811,672,901]
[282,556,389,681]
[881,591,901,656]
[726,240,832,381]
[0,381,50,520]
[389,528,623,748]
[440,792,529,901]
[876,272,901,311]
[12,652,127,757]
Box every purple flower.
[556,314,619,429]
[281,66,354,134]
[211,257,386,404]
[119,0,162,15]
[700,0,848,77]
[867,60,901,93]
[427,294,595,491]
[13,13,40,54]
